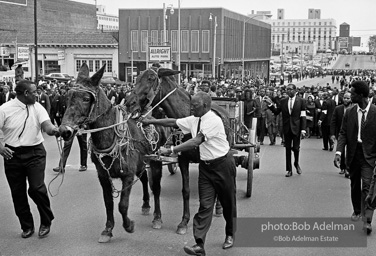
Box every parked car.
[42,73,75,83]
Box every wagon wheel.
[246,117,257,198]
[246,148,254,198]
[168,163,177,175]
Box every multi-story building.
[266,9,337,54]
[96,5,119,31]
[0,0,118,80]
[118,7,271,82]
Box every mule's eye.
[83,97,91,103]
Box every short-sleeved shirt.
[176,110,229,160]
[0,98,50,147]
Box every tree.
[368,35,376,53]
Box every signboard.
[17,46,29,59]
[0,0,27,6]
[58,50,65,60]
[338,37,348,48]
[149,46,171,62]
[0,47,10,56]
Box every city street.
[1,130,375,256]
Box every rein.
[47,137,65,197]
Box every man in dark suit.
[254,88,268,145]
[330,92,352,177]
[331,88,343,106]
[334,80,376,235]
[314,91,324,138]
[36,86,51,115]
[0,84,15,105]
[318,92,336,151]
[104,84,117,105]
[266,83,307,177]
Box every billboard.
[149,46,171,62]
[338,37,348,48]
[0,0,27,6]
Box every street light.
[209,13,217,79]
[298,31,303,80]
[163,3,174,46]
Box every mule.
[58,63,168,242]
[125,67,231,235]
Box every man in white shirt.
[141,92,237,255]
[0,80,60,239]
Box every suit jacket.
[337,104,376,169]
[319,98,336,126]
[269,96,307,136]
[332,95,344,105]
[0,91,15,105]
[36,93,51,115]
[105,89,117,103]
[254,96,268,118]
[330,104,345,139]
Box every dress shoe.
[345,170,350,179]
[260,142,264,145]
[21,228,34,238]
[38,225,50,238]
[322,148,328,151]
[351,212,361,222]
[339,169,345,175]
[329,145,334,151]
[294,163,302,175]
[222,236,234,249]
[78,165,87,172]
[183,244,205,256]
[285,171,292,177]
[363,223,372,235]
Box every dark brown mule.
[58,63,167,242]
[125,67,230,235]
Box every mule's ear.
[157,68,180,78]
[76,63,90,83]
[90,64,106,86]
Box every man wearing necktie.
[265,84,307,177]
[335,80,376,235]
[141,92,237,255]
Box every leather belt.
[201,153,228,165]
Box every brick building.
[0,0,118,80]
[118,7,271,82]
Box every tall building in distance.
[96,5,119,31]
[266,9,337,53]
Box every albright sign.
[149,46,171,62]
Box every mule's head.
[59,63,106,141]
[125,67,180,119]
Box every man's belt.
[201,153,228,165]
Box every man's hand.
[318,120,322,127]
[365,194,373,208]
[140,117,152,125]
[263,96,273,105]
[53,127,61,137]
[301,130,307,139]
[158,146,172,156]
[334,154,341,168]
[0,146,14,160]
[330,135,336,142]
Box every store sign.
[149,46,171,62]
[0,47,10,56]
[17,46,29,59]
[58,50,65,60]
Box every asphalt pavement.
[1,129,376,256]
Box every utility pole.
[34,0,38,83]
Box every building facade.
[267,9,337,53]
[96,5,119,31]
[118,7,271,82]
[0,0,118,80]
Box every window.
[202,30,210,53]
[131,30,138,51]
[89,60,93,72]
[107,60,112,72]
[95,60,100,71]
[141,30,148,52]
[171,30,178,52]
[76,60,81,72]
[191,30,199,53]
[181,30,189,52]
[151,30,158,45]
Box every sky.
[75,0,376,45]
